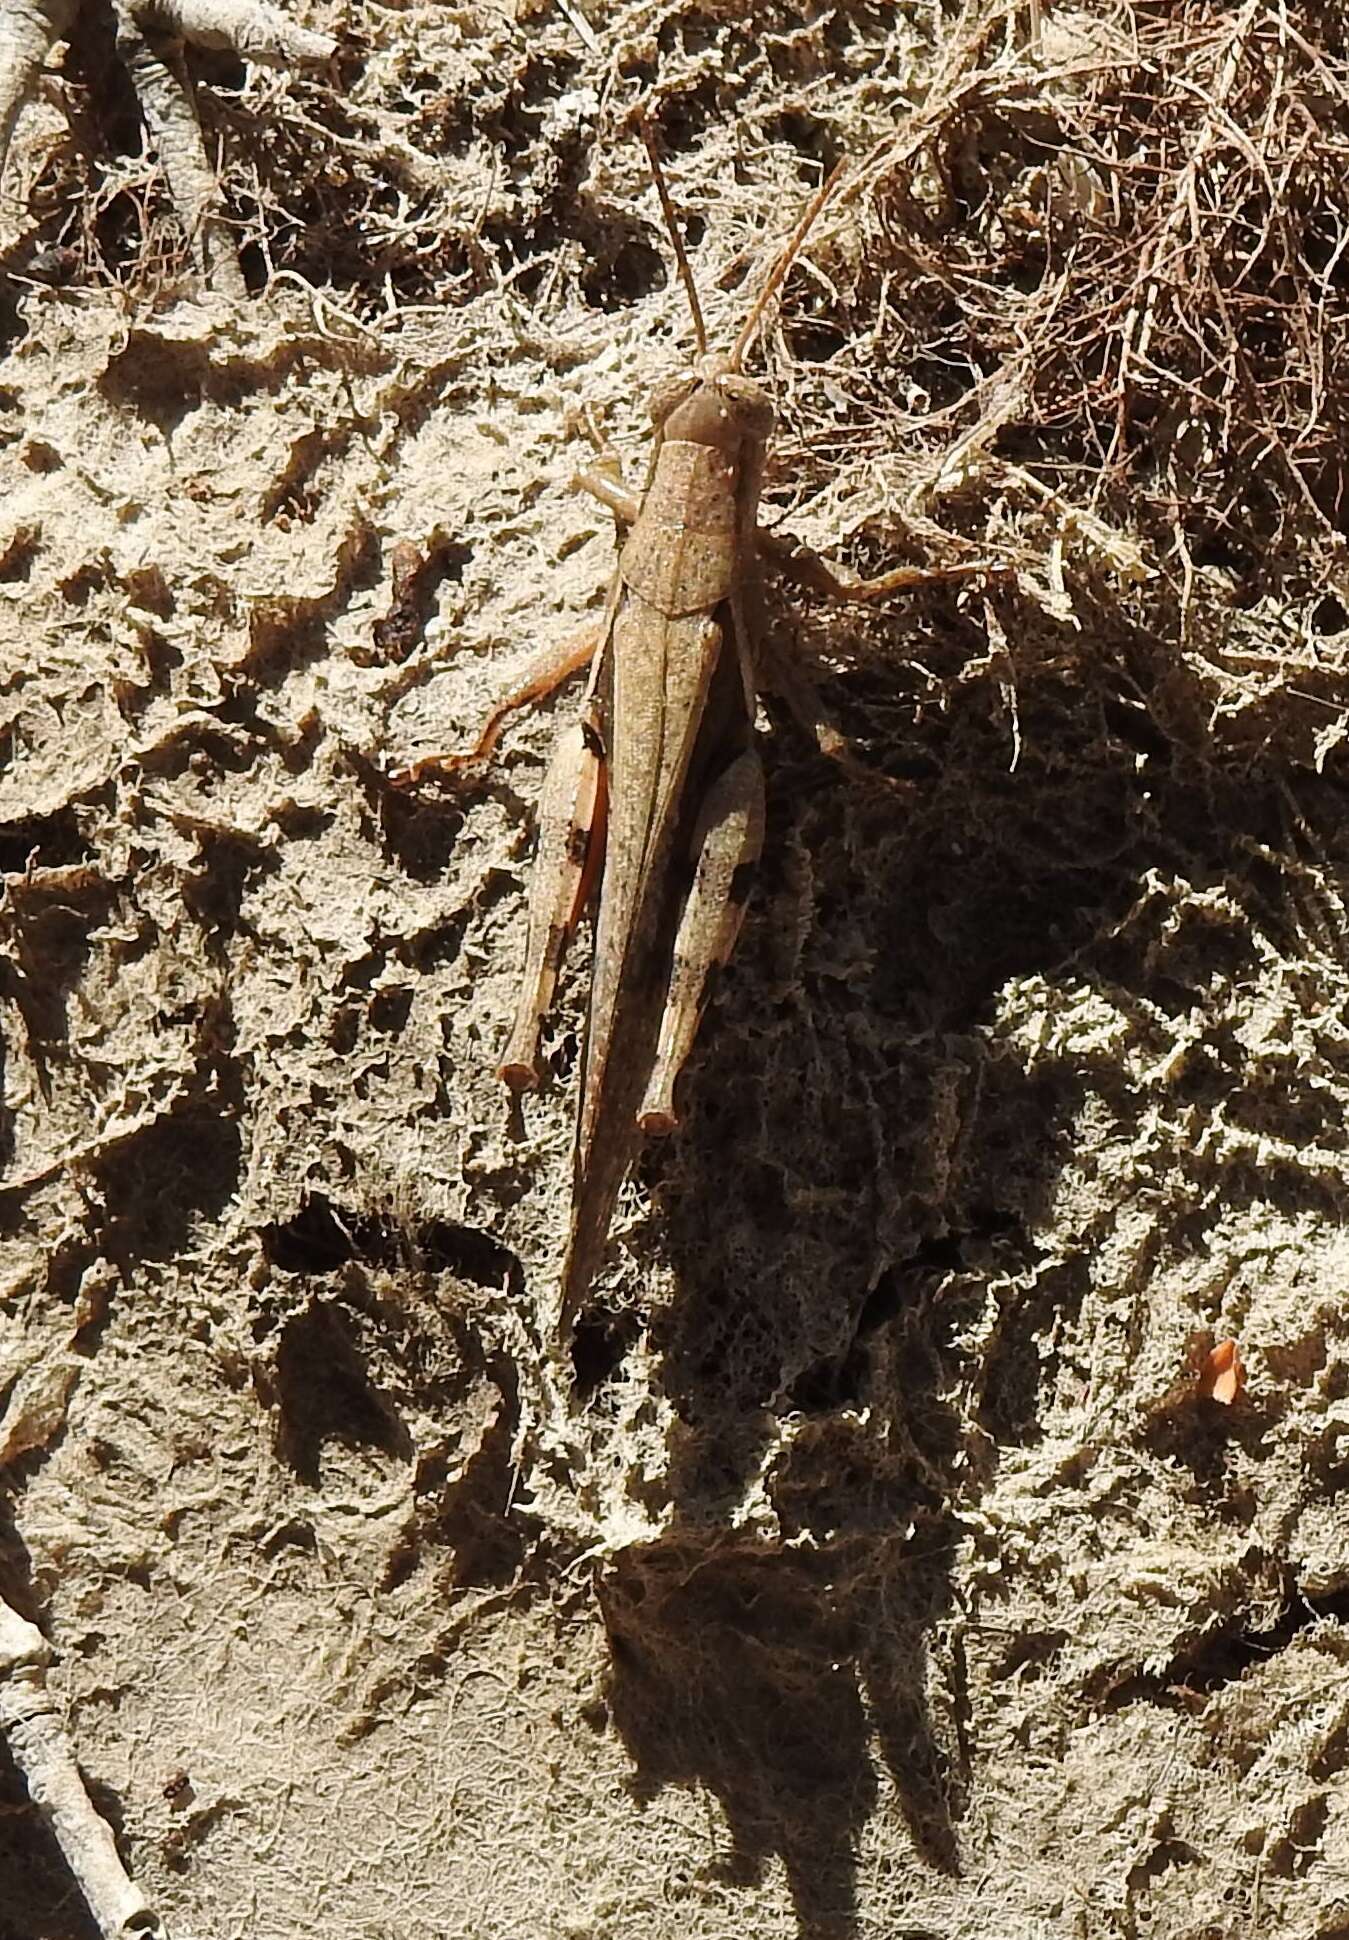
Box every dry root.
[765,0,1349,762]
[0,0,335,294]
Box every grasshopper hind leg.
[638,749,766,1136]
[497,709,608,1089]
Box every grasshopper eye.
[650,374,697,427]
[716,374,774,437]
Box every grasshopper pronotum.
[396,134,988,1340]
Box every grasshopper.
[395,136,987,1341]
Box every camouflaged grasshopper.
[396,136,986,1339]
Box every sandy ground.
[3,3,1349,1936]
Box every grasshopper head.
[639,132,843,458]
[651,354,774,452]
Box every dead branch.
[0,1595,172,1940]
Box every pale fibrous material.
[3,4,1349,1938]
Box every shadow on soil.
[590,632,1328,1936]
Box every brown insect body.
[393,149,990,1348]
[561,354,776,1322]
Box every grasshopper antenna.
[729,157,848,373]
[640,122,708,357]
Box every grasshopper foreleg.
[570,399,643,530]
[498,708,609,1090]
[574,466,643,529]
[638,749,766,1136]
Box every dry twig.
[0,1595,171,1939]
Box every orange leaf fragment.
[1199,1338,1244,1406]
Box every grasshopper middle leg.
[391,623,601,788]
[760,528,996,604]
[756,536,999,790]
